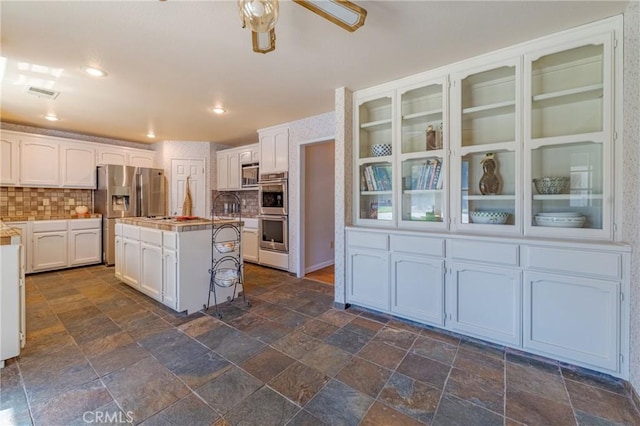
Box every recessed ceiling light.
[211,107,226,114]
[44,113,59,121]
[147,131,156,138]
[82,66,107,77]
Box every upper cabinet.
[259,124,289,174]
[352,16,621,242]
[20,136,60,187]
[450,58,522,235]
[217,143,259,191]
[1,129,157,189]
[524,34,614,240]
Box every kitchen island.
[115,217,243,314]
[0,221,25,367]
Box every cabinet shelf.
[464,194,516,201]
[458,142,516,156]
[359,156,393,164]
[532,84,603,109]
[360,119,392,131]
[462,100,516,119]
[402,109,443,122]
[532,194,603,201]
[361,190,393,196]
[403,189,443,195]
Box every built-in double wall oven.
[258,172,288,253]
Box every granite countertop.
[1,214,102,222]
[117,217,243,232]
[0,221,22,246]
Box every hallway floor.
[2,263,639,425]
[305,264,334,285]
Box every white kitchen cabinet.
[61,142,96,188]
[523,271,619,372]
[259,124,289,173]
[5,222,31,274]
[128,150,155,168]
[163,248,177,309]
[114,235,123,280]
[122,237,140,287]
[0,237,24,368]
[347,247,390,311]
[391,254,444,326]
[140,242,163,300]
[217,150,240,190]
[447,262,522,346]
[20,137,60,187]
[97,147,127,165]
[68,219,101,267]
[0,135,19,185]
[241,227,258,263]
[32,232,68,272]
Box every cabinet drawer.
[69,218,100,231]
[122,224,140,240]
[32,220,67,233]
[348,231,388,250]
[448,240,519,266]
[523,246,622,280]
[163,232,177,250]
[140,228,162,246]
[390,234,444,258]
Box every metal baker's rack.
[206,193,250,318]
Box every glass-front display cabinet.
[398,78,448,229]
[355,93,394,225]
[451,59,522,234]
[524,35,613,240]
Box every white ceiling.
[0,0,629,146]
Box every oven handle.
[258,178,288,184]
[257,215,288,220]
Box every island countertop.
[0,221,22,246]
[117,217,243,232]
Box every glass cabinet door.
[525,35,613,239]
[356,94,394,225]
[398,79,447,227]
[452,59,521,233]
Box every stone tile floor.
[1,263,639,425]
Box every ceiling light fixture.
[44,113,59,121]
[82,66,107,77]
[211,107,226,114]
[238,0,367,54]
[147,131,156,138]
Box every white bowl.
[537,212,581,217]
[214,268,238,287]
[370,144,392,157]
[469,211,509,225]
[215,241,236,253]
[533,177,570,195]
[75,205,89,214]
[534,215,585,228]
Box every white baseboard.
[305,259,334,274]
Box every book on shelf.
[362,164,392,191]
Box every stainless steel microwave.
[242,163,259,188]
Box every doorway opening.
[301,140,335,285]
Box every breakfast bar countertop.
[0,221,22,246]
[117,217,243,232]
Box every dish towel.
[182,176,193,216]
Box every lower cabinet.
[345,228,630,378]
[32,232,68,272]
[68,229,101,266]
[242,227,259,263]
[114,235,123,280]
[391,254,444,326]
[140,242,163,300]
[347,247,389,311]
[122,238,140,287]
[163,249,177,309]
[447,262,521,346]
[523,271,620,371]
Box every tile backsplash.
[211,190,258,217]
[0,186,93,219]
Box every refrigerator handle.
[136,171,142,217]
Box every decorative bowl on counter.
[75,205,89,215]
[214,241,236,253]
[533,177,570,194]
[214,268,238,287]
[534,214,585,228]
[370,143,392,157]
[469,211,510,224]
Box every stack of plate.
[534,212,585,228]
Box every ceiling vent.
[25,86,60,100]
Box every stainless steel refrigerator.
[94,165,166,265]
